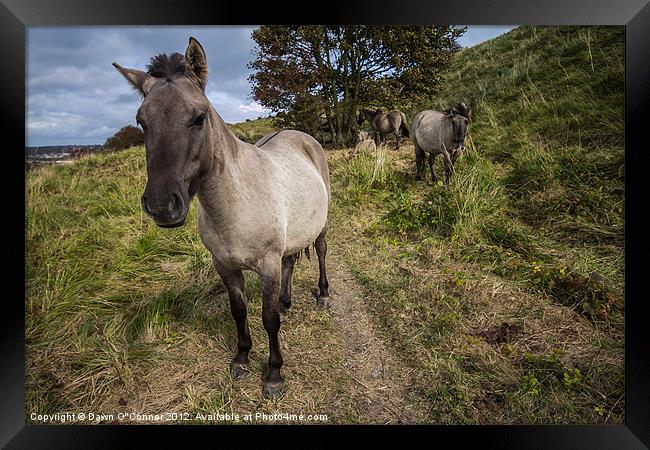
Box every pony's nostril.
[141,195,152,216]
[169,193,181,213]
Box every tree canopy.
[104,125,144,151]
[249,26,466,146]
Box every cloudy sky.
[26,25,515,147]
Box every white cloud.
[238,102,268,113]
[205,89,269,123]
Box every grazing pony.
[357,109,410,149]
[352,130,377,156]
[411,104,471,184]
[113,37,331,399]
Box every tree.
[103,125,144,150]
[249,26,465,146]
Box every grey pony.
[113,37,331,399]
[411,104,470,184]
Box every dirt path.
[321,248,428,424]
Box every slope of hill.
[25,26,624,424]
[436,25,624,248]
[227,117,277,144]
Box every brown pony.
[358,108,410,149]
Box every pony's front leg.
[442,151,454,185]
[215,264,252,380]
[394,131,400,150]
[259,257,284,399]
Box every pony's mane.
[443,103,472,121]
[146,53,187,79]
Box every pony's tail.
[400,121,410,138]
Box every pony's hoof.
[231,363,250,380]
[317,296,331,309]
[262,381,285,399]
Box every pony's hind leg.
[428,153,438,183]
[216,264,252,380]
[315,229,330,308]
[415,143,425,180]
[279,253,298,315]
[258,256,284,399]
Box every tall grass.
[334,144,404,205]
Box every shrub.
[104,125,144,151]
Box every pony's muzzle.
[141,192,187,228]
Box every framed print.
[4,0,649,448]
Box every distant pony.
[411,103,471,184]
[352,130,377,156]
[358,109,410,149]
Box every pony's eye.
[194,113,206,127]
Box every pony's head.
[113,37,214,228]
[447,106,470,155]
[357,109,368,126]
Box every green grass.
[227,117,278,143]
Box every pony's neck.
[195,106,252,221]
[364,109,379,122]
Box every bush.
[104,125,144,151]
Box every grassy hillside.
[26,26,624,424]
[329,25,624,422]
[227,117,277,144]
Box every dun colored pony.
[113,37,331,399]
[411,104,471,184]
[352,130,377,156]
[358,108,410,149]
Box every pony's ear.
[185,37,208,90]
[112,62,155,96]
[448,107,457,117]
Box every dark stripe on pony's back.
[256,131,282,147]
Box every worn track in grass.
[322,248,428,424]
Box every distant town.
[25,144,105,169]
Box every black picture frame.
[5,0,649,448]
